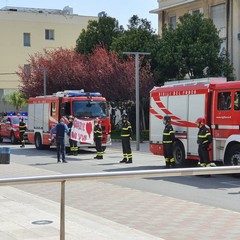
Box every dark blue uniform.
[163,124,175,168]
[197,125,212,166]
[19,119,26,148]
[50,121,69,163]
[94,123,103,159]
[68,121,78,155]
[120,120,132,163]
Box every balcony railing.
[0,166,239,240]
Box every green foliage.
[2,91,27,112]
[111,15,159,58]
[76,15,123,55]
[140,130,149,141]
[155,13,234,84]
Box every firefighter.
[94,118,103,159]
[19,116,26,148]
[120,114,133,164]
[196,117,212,167]
[162,115,175,168]
[67,115,78,156]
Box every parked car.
[0,115,28,144]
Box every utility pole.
[123,52,150,151]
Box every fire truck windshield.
[72,101,109,118]
[11,117,28,125]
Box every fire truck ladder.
[163,78,226,87]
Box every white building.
[0,6,98,112]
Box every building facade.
[0,6,98,112]
[151,0,240,80]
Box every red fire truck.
[150,77,240,167]
[28,90,111,151]
[0,113,28,144]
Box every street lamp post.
[123,52,151,151]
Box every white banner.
[70,118,94,144]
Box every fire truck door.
[187,94,206,155]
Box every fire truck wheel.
[35,133,43,150]
[225,144,240,166]
[173,141,186,167]
[10,131,17,144]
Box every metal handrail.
[0,166,240,240]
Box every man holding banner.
[67,116,78,156]
[93,118,103,159]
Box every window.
[45,29,54,40]
[218,92,231,110]
[51,102,57,116]
[72,101,108,118]
[234,92,240,111]
[192,9,200,15]
[169,15,176,29]
[24,64,31,76]
[23,33,31,46]
[189,8,203,15]
[211,4,226,39]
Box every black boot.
[165,162,170,169]
[120,158,127,163]
[126,158,132,164]
[170,162,176,168]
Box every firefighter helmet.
[196,117,205,125]
[163,115,171,123]
[68,115,74,120]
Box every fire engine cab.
[28,90,111,150]
[150,77,240,167]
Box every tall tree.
[17,47,154,101]
[111,15,158,52]
[17,48,86,97]
[155,13,234,84]
[86,47,154,101]
[76,14,123,55]
[110,15,160,85]
[2,91,27,112]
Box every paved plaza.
[0,142,240,239]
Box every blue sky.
[0,0,159,31]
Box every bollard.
[0,147,10,164]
